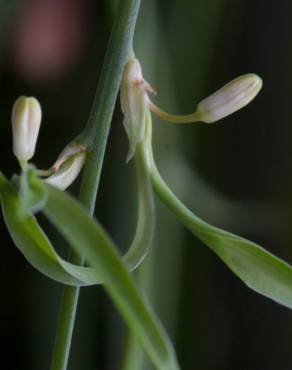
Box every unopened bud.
[120,59,154,162]
[196,74,262,123]
[12,96,42,165]
[45,151,85,190]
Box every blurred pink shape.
[10,0,90,83]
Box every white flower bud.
[120,59,154,162]
[45,151,85,190]
[196,74,262,123]
[12,96,42,164]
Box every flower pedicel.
[121,58,262,161]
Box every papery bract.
[120,58,154,162]
[45,151,85,190]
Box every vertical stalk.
[121,2,184,369]
[50,1,141,370]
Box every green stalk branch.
[50,1,141,370]
[79,0,139,211]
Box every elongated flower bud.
[196,74,262,123]
[45,151,85,190]
[12,96,42,165]
[120,59,154,162]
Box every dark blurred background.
[1,1,292,369]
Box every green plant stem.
[50,1,141,370]
[50,252,82,370]
[79,0,139,211]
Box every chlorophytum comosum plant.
[1,1,292,369]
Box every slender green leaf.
[151,156,292,309]
[0,172,101,286]
[137,110,292,310]
[0,169,178,368]
[43,183,179,370]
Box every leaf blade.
[43,183,179,370]
[151,162,292,310]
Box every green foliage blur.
[1,1,292,370]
